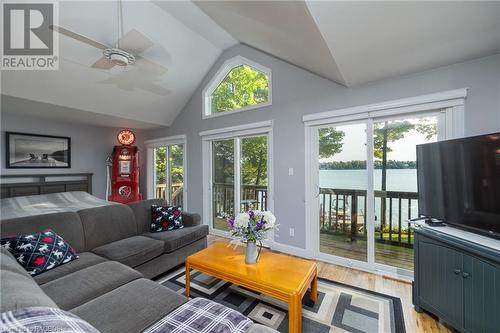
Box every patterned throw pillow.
[0,307,100,333]
[0,229,79,276]
[150,205,183,232]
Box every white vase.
[245,241,259,264]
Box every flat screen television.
[417,132,500,239]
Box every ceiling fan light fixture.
[103,48,135,66]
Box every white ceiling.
[194,0,346,84]
[196,1,500,86]
[1,1,236,129]
[2,1,499,128]
[305,1,500,86]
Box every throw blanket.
[0,307,100,333]
[143,298,254,333]
[0,191,115,220]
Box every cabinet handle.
[462,272,470,279]
[454,269,461,275]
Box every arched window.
[203,56,272,118]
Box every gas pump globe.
[108,129,142,203]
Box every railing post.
[350,193,358,242]
[398,197,402,244]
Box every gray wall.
[144,44,500,249]
[1,111,146,199]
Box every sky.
[320,116,438,162]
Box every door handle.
[462,272,470,279]
[453,269,461,275]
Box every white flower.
[262,211,276,228]
[234,212,250,228]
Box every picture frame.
[6,132,71,168]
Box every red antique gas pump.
[108,129,142,203]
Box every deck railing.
[319,188,419,248]
[210,183,418,248]
[155,183,183,207]
[212,183,268,216]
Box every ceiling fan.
[50,0,167,74]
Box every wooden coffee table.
[185,242,317,333]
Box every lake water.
[319,169,419,225]
[319,169,417,192]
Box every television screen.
[417,132,500,238]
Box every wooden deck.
[320,232,414,270]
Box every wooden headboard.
[0,173,93,199]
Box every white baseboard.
[270,241,312,259]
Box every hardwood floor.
[207,235,452,333]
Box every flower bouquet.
[227,210,277,264]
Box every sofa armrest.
[182,212,201,227]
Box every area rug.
[158,267,406,333]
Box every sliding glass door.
[372,115,438,270]
[210,135,269,233]
[153,144,184,207]
[318,122,368,262]
[311,112,440,275]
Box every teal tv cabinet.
[413,226,500,332]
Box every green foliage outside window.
[211,65,269,114]
[154,145,183,185]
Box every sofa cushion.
[41,261,143,310]
[0,212,85,252]
[71,278,187,333]
[142,225,209,253]
[0,307,100,333]
[91,236,164,267]
[134,238,207,279]
[0,270,57,312]
[1,246,29,276]
[1,229,79,276]
[78,204,138,250]
[150,205,183,232]
[34,252,106,285]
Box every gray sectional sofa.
[0,198,275,333]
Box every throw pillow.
[143,298,253,333]
[0,307,100,333]
[150,205,183,232]
[1,229,79,276]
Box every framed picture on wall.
[6,132,71,168]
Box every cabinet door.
[463,255,500,333]
[419,241,464,328]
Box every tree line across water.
[319,160,417,170]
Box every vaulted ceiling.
[2,1,499,129]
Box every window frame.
[145,134,187,210]
[200,121,274,242]
[202,56,273,119]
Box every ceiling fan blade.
[135,56,168,75]
[91,56,115,70]
[50,25,109,50]
[117,29,154,54]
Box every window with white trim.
[203,56,272,118]
[145,135,187,209]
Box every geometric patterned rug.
[158,267,406,333]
